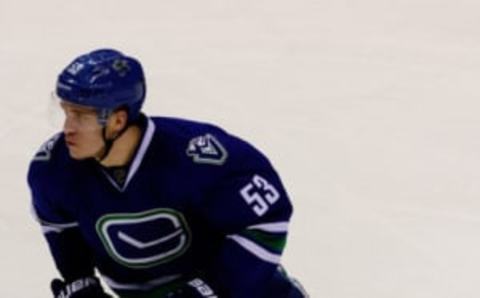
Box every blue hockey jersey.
[28,116,301,298]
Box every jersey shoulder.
[150,116,272,171]
[27,132,74,192]
[28,133,85,224]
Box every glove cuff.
[186,278,218,297]
[51,276,107,298]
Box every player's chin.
[67,148,92,160]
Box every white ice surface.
[2,0,480,297]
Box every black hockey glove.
[51,276,112,298]
[165,277,220,298]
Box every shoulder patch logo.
[34,133,61,161]
[186,134,228,165]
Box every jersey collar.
[102,117,155,192]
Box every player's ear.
[111,108,128,132]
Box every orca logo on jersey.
[186,134,228,165]
[34,133,61,161]
[96,208,191,269]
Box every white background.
[2,0,480,297]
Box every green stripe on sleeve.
[240,229,287,254]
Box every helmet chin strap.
[97,109,131,163]
[97,122,130,163]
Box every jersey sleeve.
[28,134,78,231]
[198,137,294,298]
[27,135,96,281]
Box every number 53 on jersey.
[240,175,280,216]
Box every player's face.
[60,101,105,160]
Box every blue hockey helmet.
[56,49,146,124]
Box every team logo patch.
[96,208,191,269]
[112,59,131,77]
[186,134,228,165]
[34,133,61,161]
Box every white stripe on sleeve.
[227,234,281,264]
[246,222,289,233]
[40,222,79,234]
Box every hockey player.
[27,49,308,298]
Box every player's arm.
[29,178,112,298]
[199,166,296,298]
[28,156,94,278]
[28,143,110,297]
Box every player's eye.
[77,112,97,122]
[62,108,98,125]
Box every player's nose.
[63,116,77,134]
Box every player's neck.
[98,125,142,167]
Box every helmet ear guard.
[97,108,112,126]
